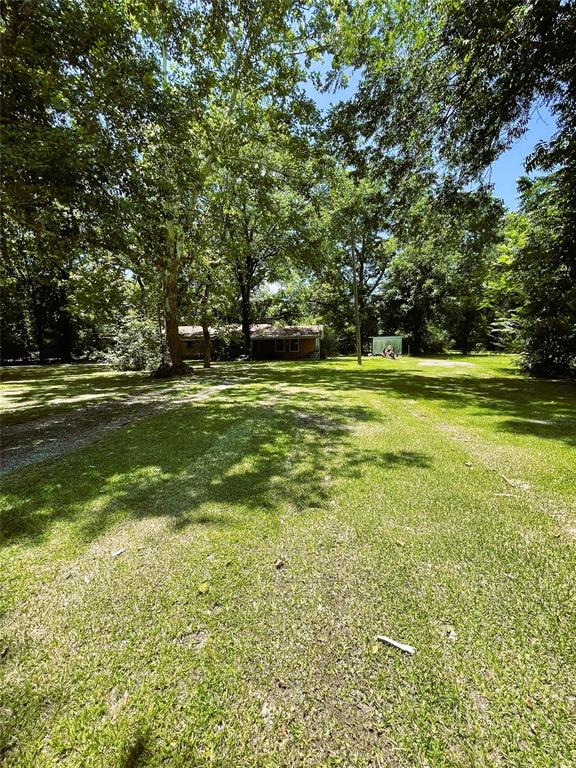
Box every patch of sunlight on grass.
[1,356,574,767]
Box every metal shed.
[371,336,403,356]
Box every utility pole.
[351,222,362,366]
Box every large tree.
[133,0,332,371]
[378,185,504,354]
[1,0,158,240]
[1,0,159,361]
[513,175,576,376]
[1,0,334,370]
[328,0,575,372]
[312,172,396,353]
[206,126,325,355]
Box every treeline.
[2,1,574,376]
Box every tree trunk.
[55,307,74,362]
[240,282,252,358]
[200,279,211,368]
[29,288,47,364]
[35,315,47,364]
[202,323,211,368]
[157,304,168,365]
[351,226,362,365]
[411,320,424,355]
[55,287,74,363]
[163,224,185,371]
[25,268,44,363]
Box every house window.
[275,339,286,352]
[289,339,299,352]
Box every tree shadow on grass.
[0,384,433,551]
[349,450,431,469]
[239,362,576,447]
[5,357,569,555]
[494,417,576,444]
[1,365,171,427]
[121,731,148,768]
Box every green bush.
[519,322,576,379]
[105,313,162,371]
[320,327,339,358]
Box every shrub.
[320,327,339,358]
[519,322,576,378]
[105,313,162,371]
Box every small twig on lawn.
[376,635,416,654]
[112,548,126,558]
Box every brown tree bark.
[202,323,211,368]
[200,279,211,368]
[163,224,185,372]
[240,282,252,358]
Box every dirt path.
[1,381,239,476]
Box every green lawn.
[0,364,219,428]
[1,357,575,767]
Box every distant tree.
[210,133,324,356]
[328,0,575,371]
[482,213,528,352]
[253,274,316,325]
[1,220,76,362]
[105,311,162,372]
[514,176,576,376]
[378,186,504,354]
[310,170,397,355]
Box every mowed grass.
[1,356,575,767]
[0,365,147,425]
[0,364,220,427]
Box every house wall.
[181,338,204,359]
[252,337,319,360]
[179,335,320,360]
[179,336,242,361]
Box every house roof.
[178,325,219,339]
[178,323,323,339]
[251,324,323,339]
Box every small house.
[178,324,324,361]
[250,324,323,360]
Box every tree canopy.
[2,0,574,375]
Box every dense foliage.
[328,0,575,373]
[105,312,162,372]
[2,0,574,375]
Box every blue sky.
[304,70,556,211]
[486,106,556,209]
